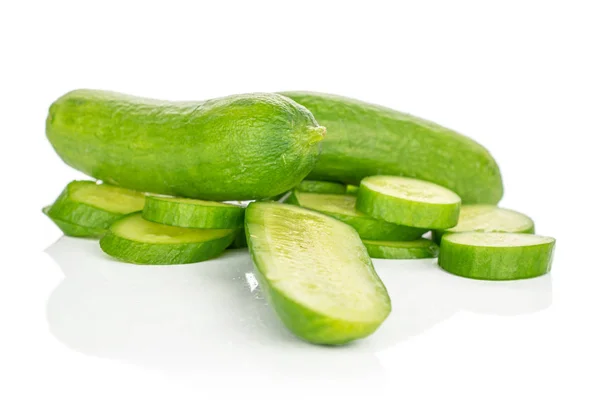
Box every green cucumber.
[295,180,347,194]
[281,91,503,204]
[433,205,535,243]
[363,239,439,260]
[438,232,555,280]
[245,202,391,345]
[346,184,359,195]
[228,229,248,249]
[287,190,426,241]
[143,195,245,229]
[42,206,105,238]
[100,213,235,265]
[356,176,461,229]
[46,180,145,230]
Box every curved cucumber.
[363,239,439,259]
[245,202,391,345]
[100,213,235,265]
[281,91,503,204]
[295,180,347,194]
[143,196,245,229]
[42,206,105,238]
[356,176,461,229]
[438,232,555,280]
[46,180,145,230]
[47,90,325,201]
[287,190,426,241]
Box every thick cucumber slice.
[363,239,439,260]
[287,190,426,241]
[47,180,145,230]
[100,213,235,265]
[143,195,245,229]
[356,176,461,229]
[438,232,555,280]
[433,205,535,243]
[245,202,391,345]
[42,206,105,238]
[295,180,347,194]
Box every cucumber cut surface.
[356,176,461,229]
[42,206,105,238]
[245,202,391,345]
[438,232,555,280]
[143,195,245,229]
[363,239,439,260]
[287,190,426,241]
[100,213,235,265]
[295,180,347,194]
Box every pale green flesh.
[150,196,237,207]
[363,239,433,248]
[112,213,232,244]
[293,192,363,217]
[71,182,145,214]
[445,232,554,247]
[362,176,461,204]
[446,205,534,233]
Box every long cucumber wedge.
[363,239,439,260]
[281,91,503,204]
[245,202,391,345]
[295,180,347,194]
[356,176,461,229]
[100,213,235,265]
[287,190,426,241]
[438,232,555,280]
[42,206,105,238]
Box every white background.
[1,1,599,399]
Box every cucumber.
[356,176,461,229]
[228,229,248,249]
[295,180,347,194]
[346,184,359,195]
[438,232,555,280]
[287,190,426,241]
[281,91,503,204]
[143,195,245,229]
[433,205,535,243]
[245,202,391,345]
[46,180,145,230]
[47,90,325,201]
[100,213,235,265]
[363,239,439,260]
[42,206,105,238]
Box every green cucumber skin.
[287,191,426,241]
[295,180,347,194]
[42,206,105,238]
[47,90,325,201]
[142,196,245,229]
[346,185,359,195]
[281,92,503,204]
[363,239,439,259]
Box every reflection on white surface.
[45,237,552,379]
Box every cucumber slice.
[100,213,235,265]
[142,195,245,229]
[295,180,347,194]
[287,190,426,241]
[356,176,461,229]
[346,184,359,195]
[438,232,555,280]
[42,206,105,238]
[433,205,535,243]
[47,180,145,230]
[363,239,439,259]
[228,229,248,249]
[245,202,391,345]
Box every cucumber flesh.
[295,180,347,194]
[356,176,461,229]
[287,190,426,241]
[42,206,105,238]
[245,202,391,345]
[438,232,555,280]
[143,195,245,229]
[100,213,235,265]
[363,239,439,259]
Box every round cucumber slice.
[42,206,105,238]
[438,232,555,280]
[363,239,439,259]
[356,176,461,229]
[47,180,145,230]
[245,202,391,345]
[143,195,245,229]
[287,190,426,241]
[100,213,235,265]
[295,180,347,194]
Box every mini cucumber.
[143,196,245,229]
[42,206,105,238]
[46,180,145,230]
[356,176,461,229]
[287,190,426,241]
[363,239,439,260]
[295,180,347,194]
[245,202,391,345]
[438,232,555,280]
[100,213,235,265]
[433,205,535,243]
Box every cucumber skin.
[282,92,503,205]
[47,90,325,201]
[42,206,105,238]
[295,180,347,194]
[363,239,439,259]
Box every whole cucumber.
[46,90,326,200]
[281,92,503,204]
